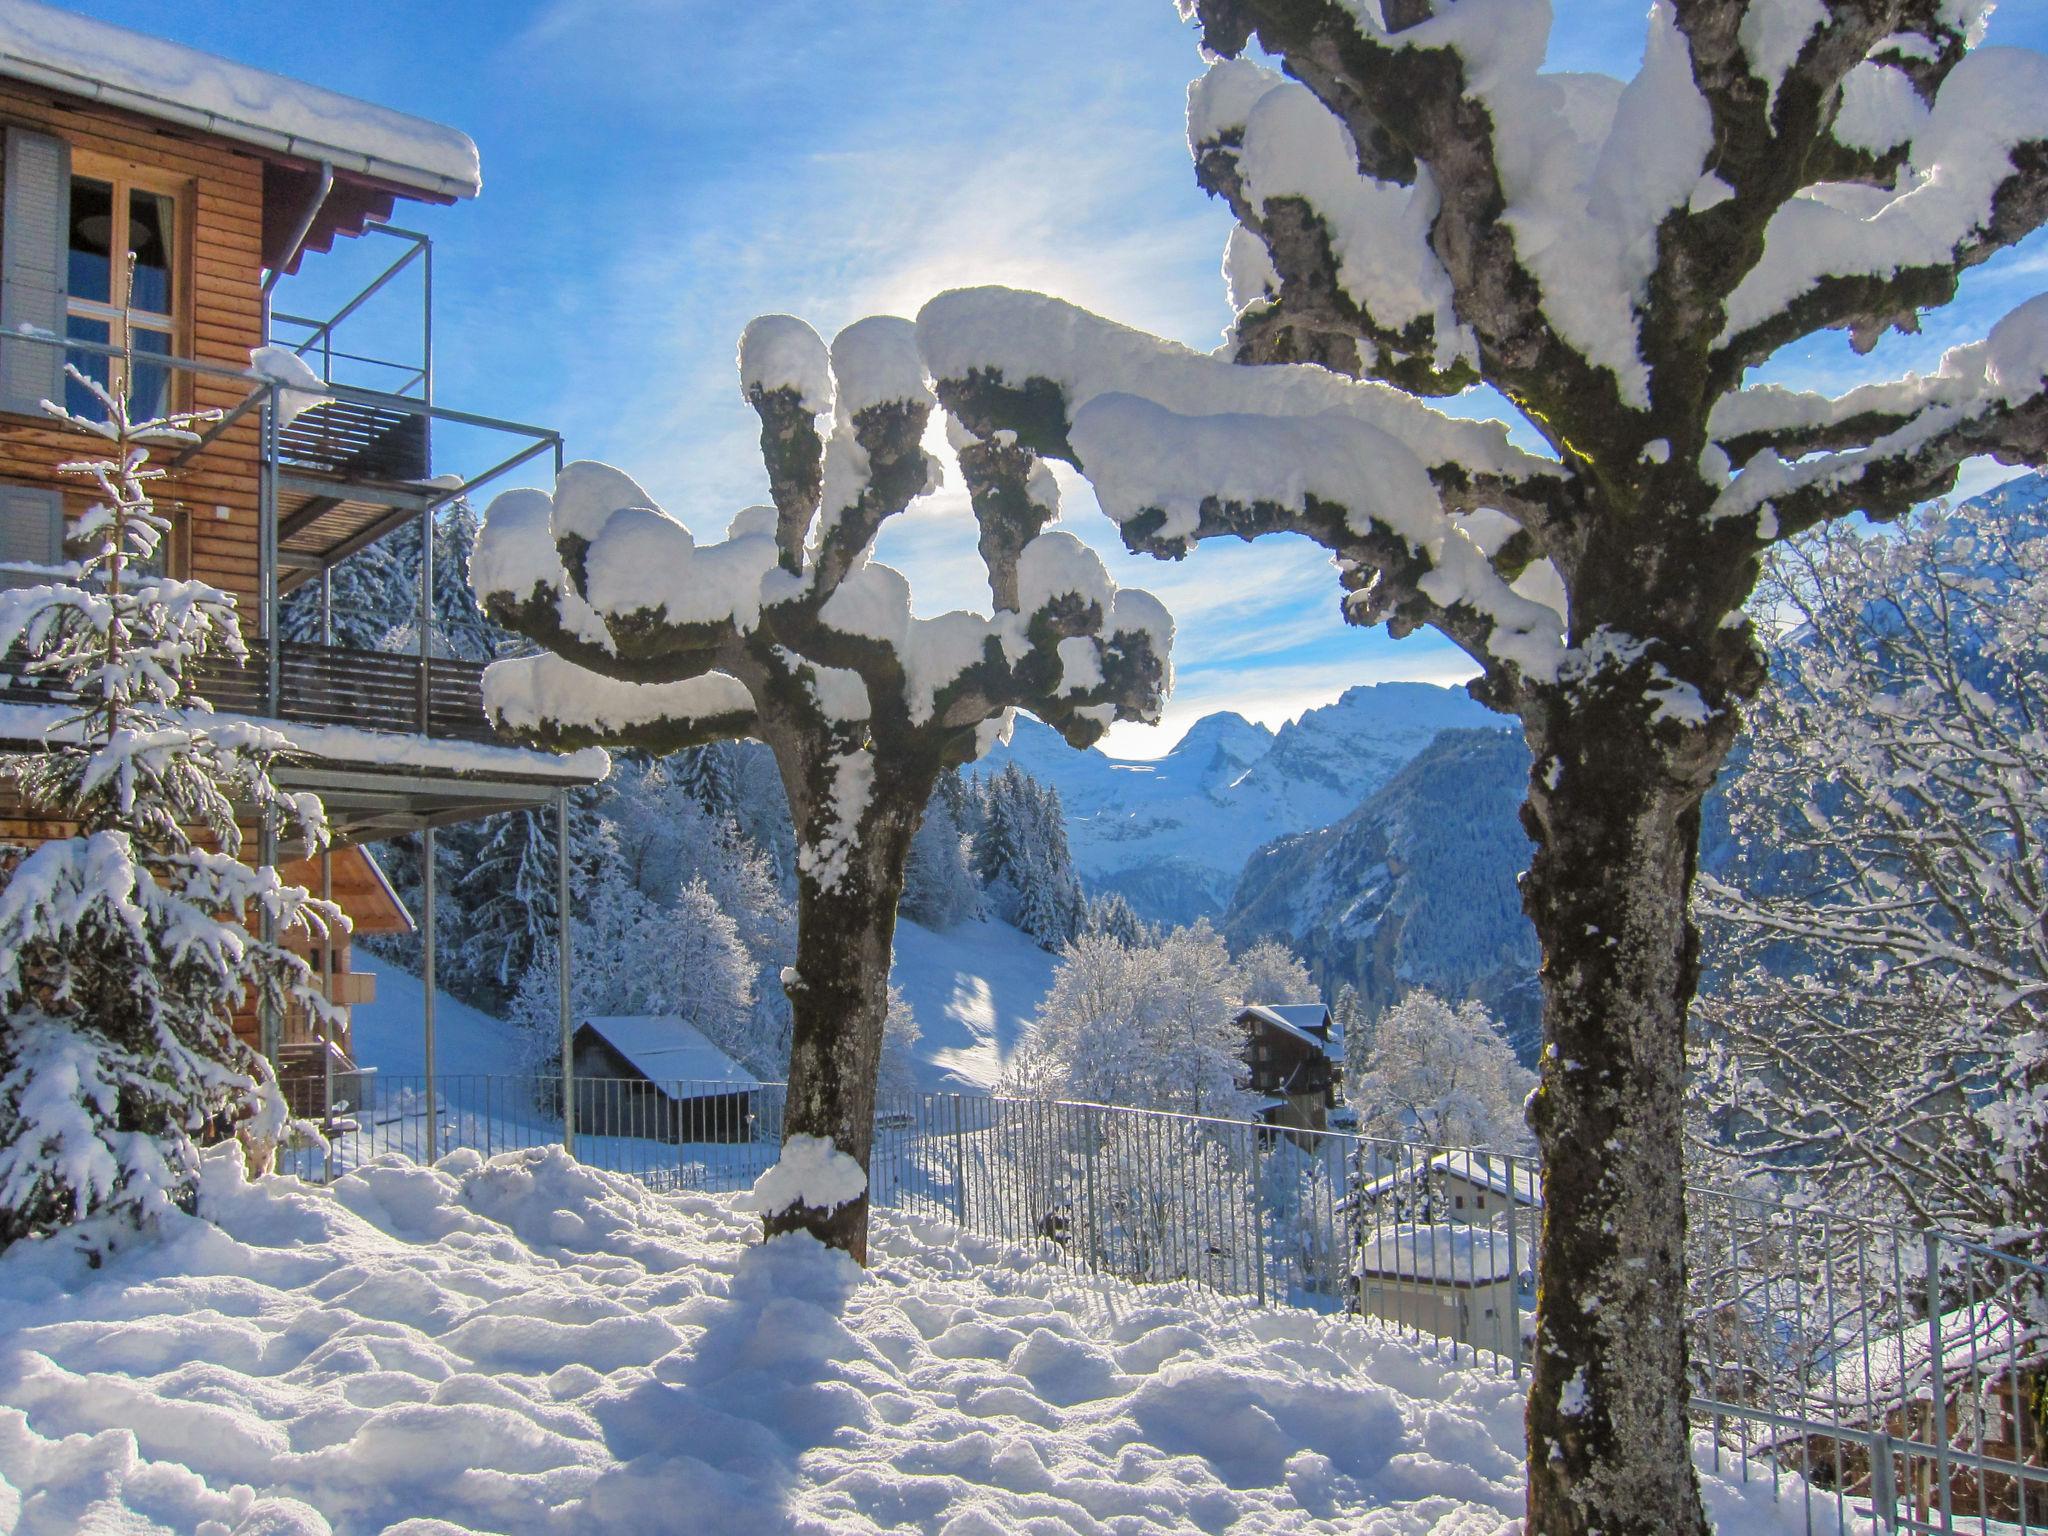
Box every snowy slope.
[0,1144,1863,1535]
[890,916,1059,1093]
[352,932,1053,1097]
[985,682,1496,923]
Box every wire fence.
[280,1073,2044,1534]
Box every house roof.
[276,845,412,935]
[1240,1002,1337,1055]
[0,1,481,200]
[1356,1151,1543,1209]
[576,1017,760,1092]
[1354,1223,1518,1284]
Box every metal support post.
[321,849,335,1184]
[1252,1130,1267,1308]
[1924,1230,1955,1533]
[261,386,281,715]
[417,500,433,733]
[257,822,279,1065]
[319,563,333,648]
[422,826,438,1163]
[1506,1154,1523,1379]
[558,791,575,1154]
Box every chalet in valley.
[1236,1001,1342,1134]
[0,2,600,1112]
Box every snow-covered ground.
[890,917,1059,1093]
[0,1146,1862,1535]
[349,921,1055,1097]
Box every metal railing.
[274,1071,2044,1533]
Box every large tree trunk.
[1520,701,1722,1536]
[767,794,920,1263]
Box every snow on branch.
[481,653,757,754]
[918,286,1565,688]
[1710,292,2048,537]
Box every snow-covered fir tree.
[918,4,2048,1521]
[0,352,339,1255]
[900,784,981,930]
[971,762,1085,949]
[1695,487,2048,1271]
[1350,990,1535,1152]
[1082,890,1153,947]
[472,315,1172,1257]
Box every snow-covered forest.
[3,1,2048,1533]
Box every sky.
[61,0,2048,755]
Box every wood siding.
[0,80,266,613]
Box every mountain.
[1224,727,1542,1062]
[982,682,1497,924]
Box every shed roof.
[1358,1150,1543,1209]
[576,1017,759,1092]
[1354,1223,1518,1284]
[0,1,480,200]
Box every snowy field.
[349,922,1056,1097]
[0,1146,1865,1535]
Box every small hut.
[572,1017,760,1143]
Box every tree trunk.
[1520,702,1720,1536]
[766,796,919,1263]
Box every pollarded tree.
[914,6,2048,1529]
[471,315,1172,1259]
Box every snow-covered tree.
[473,316,1172,1257]
[1082,890,1153,947]
[901,785,981,930]
[1233,936,1317,1006]
[0,353,339,1255]
[1010,921,1253,1116]
[972,762,1085,948]
[1351,990,1535,1152]
[876,983,924,1106]
[510,874,761,1074]
[916,5,2048,1522]
[1695,491,2048,1269]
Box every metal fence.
[282,1075,2044,1534]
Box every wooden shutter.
[0,125,70,417]
[0,483,61,588]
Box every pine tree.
[0,341,340,1254]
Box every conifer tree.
[0,340,340,1254]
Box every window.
[65,161,183,421]
[1475,1195,1486,1210]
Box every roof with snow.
[0,1,480,200]
[1239,1002,1337,1055]
[1357,1151,1543,1209]
[575,1017,760,1092]
[1354,1224,1518,1285]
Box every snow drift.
[0,1146,1865,1534]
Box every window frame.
[64,150,192,418]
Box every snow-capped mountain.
[1224,727,1541,1062]
[982,682,1497,924]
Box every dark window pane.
[128,190,174,315]
[68,178,113,304]
[130,327,173,421]
[64,314,111,419]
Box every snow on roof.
[1354,1224,1518,1285]
[1240,1002,1335,1054]
[1822,1301,2039,1407]
[0,1,480,199]
[577,1017,760,1092]
[0,701,610,783]
[1358,1151,1543,1208]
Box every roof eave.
[0,54,479,201]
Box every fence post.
[1924,1229,1955,1534]
[1084,1105,1100,1277]
[1252,1127,1267,1308]
[1869,1432,1899,1535]
[951,1093,967,1225]
[1506,1153,1523,1380]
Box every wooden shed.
[572,1017,761,1144]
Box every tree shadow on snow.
[575,1229,869,1530]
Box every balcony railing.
[0,638,497,743]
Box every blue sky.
[66,0,2048,754]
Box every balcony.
[0,637,496,743]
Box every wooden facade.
[0,76,266,609]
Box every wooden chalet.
[571,1018,764,1144]
[1237,1001,1342,1135]
[0,4,602,1101]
